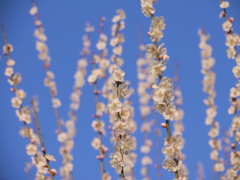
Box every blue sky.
[0,0,240,179]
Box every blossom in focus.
[109,152,124,174]
[111,67,125,82]
[108,98,122,113]
[141,0,155,17]
[222,20,232,32]
[162,158,178,172]
[118,83,130,99]
[148,61,166,78]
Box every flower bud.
[161,123,166,128]
[229,17,234,23]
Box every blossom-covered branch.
[2,24,54,180]
[108,67,133,180]
[140,0,187,179]
[219,1,240,178]
[88,17,110,180]
[31,99,57,180]
[199,29,224,178]
[29,1,63,132]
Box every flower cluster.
[109,67,134,179]
[88,18,112,180]
[153,78,177,120]
[102,9,126,116]
[199,29,225,175]
[59,23,94,180]
[219,1,240,179]
[30,2,62,131]
[2,26,57,180]
[162,135,188,178]
[110,9,126,66]
[31,99,58,180]
[140,0,186,179]
[140,0,158,17]
[219,1,240,60]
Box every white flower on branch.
[226,168,237,180]
[111,67,125,82]
[153,86,167,103]
[91,120,106,135]
[95,102,105,116]
[52,98,61,108]
[58,132,68,143]
[140,145,150,154]
[232,116,240,130]
[201,58,215,70]
[162,102,178,120]
[26,144,37,156]
[162,158,178,173]
[4,67,13,77]
[120,107,131,119]
[102,173,111,180]
[29,6,38,15]
[141,155,152,166]
[7,59,15,67]
[112,119,129,135]
[11,97,22,108]
[232,65,240,78]
[146,44,157,58]
[118,83,130,100]
[214,159,225,172]
[222,20,232,32]
[117,9,126,20]
[100,59,110,69]
[16,106,31,124]
[220,1,229,9]
[230,151,240,170]
[108,98,122,113]
[91,138,101,150]
[109,152,124,174]
[226,34,239,47]
[19,127,32,138]
[16,89,26,99]
[148,29,163,42]
[210,150,219,160]
[141,0,155,17]
[150,16,166,31]
[36,162,48,174]
[208,139,222,150]
[87,74,97,84]
[148,61,166,78]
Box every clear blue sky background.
[0,0,240,180]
